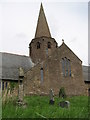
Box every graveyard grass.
[2,96,89,118]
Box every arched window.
[65,57,68,76]
[41,68,43,83]
[68,59,71,76]
[61,57,71,77]
[37,42,40,49]
[47,42,51,48]
[62,58,65,76]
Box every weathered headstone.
[49,89,55,105]
[59,101,70,108]
[18,84,24,102]
[17,67,25,106]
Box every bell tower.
[29,3,58,64]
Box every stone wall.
[29,36,57,64]
[24,42,87,96]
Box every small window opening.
[47,42,51,48]
[41,68,43,83]
[37,42,40,49]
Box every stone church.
[0,3,89,96]
[24,3,86,96]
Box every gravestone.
[17,67,25,106]
[49,89,55,105]
[18,84,24,102]
[59,101,70,108]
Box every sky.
[0,0,89,66]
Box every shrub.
[59,87,66,98]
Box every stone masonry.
[23,3,87,96]
[24,42,87,96]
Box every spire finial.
[41,2,43,7]
[35,3,51,38]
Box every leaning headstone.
[59,101,70,108]
[49,89,55,105]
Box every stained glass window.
[62,58,65,76]
[62,57,71,77]
[68,59,71,76]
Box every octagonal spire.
[35,3,51,38]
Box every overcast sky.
[0,0,88,65]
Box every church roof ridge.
[0,52,34,80]
[0,52,29,58]
[59,41,82,62]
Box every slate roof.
[0,52,89,82]
[0,52,34,80]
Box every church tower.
[29,3,58,64]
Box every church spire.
[35,3,51,38]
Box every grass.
[2,95,89,118]
[0,95,2,120]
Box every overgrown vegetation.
[0,95,2,120]
[2,96,89,118]
[59,87,66,98]
[10,82,18,92]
